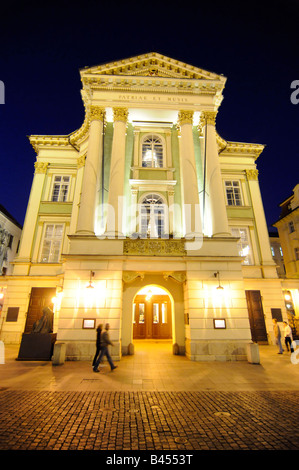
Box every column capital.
[177,110,193,126]
[246,169,259,181]
[89,105,105,122]
[34,162,48,174]
[200,110,217,126]
[113,107,129,123]
[77,155,86,169]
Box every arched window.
[142,135,163,168]
[140,193,167,238]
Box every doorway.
[245,290,268,343]
[24,287,56,333]
[133,287,172,340]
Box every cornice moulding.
[80,52,227,83]
[29,135,73,153]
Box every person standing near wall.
[283,321,294,353]
[273,318,284,354]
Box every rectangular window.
[40,224,64,263]
[295,247,299,261]
[271,246,275,257]
[161,303,167,323]
[225,181,242,206]
[51,176,70,202]
[230,227,253,265]
[153,303,159,323]
[289,221,295,233]
[7,234,13,249]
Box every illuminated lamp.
[87,271,95,289]
[214,271,224,290]
[145,289,153,301]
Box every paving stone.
[1,389,299,450]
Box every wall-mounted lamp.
[145,289,153,301]
[87,271,95,289]
[214,271,224,290]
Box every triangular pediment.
[81,52,225,81]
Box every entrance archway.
[121,274,185,356]
[133,285,172,340]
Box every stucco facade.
[0,53,297,360]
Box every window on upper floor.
[289,221,295,233]
[141,135,164,168]
[51,176,70,202]
[139,193,166,238]
[40,224,64,263]
[230,226,253,265]
[225,180,242,206]
[295,247,299,261]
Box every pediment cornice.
[81,52,226,82]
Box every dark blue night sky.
[1,0,298,229]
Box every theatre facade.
[1,52,297,361]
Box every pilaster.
[14,162,48,269]
[177,110,202,239]
[76,106,105,235]
[105,107,128,237]
[246,169,276,272]
[200,111,230,237]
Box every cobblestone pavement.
[1,388,299,451]
[1,343,299,455]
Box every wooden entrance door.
[24,287,56,333]
[133,295,172,339]
[245,290,268,343]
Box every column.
[246,169,275,266]
[201,111,230,237]
[105,107,128,237]
[178,110,202,238]
[76,105,105,235]
[16,162,48,262]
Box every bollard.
[0,340,4,364]
[52,342,66,365]
[128,343,134,355]
[247,342,260,364]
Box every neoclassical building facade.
[1,53,297,361]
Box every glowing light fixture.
[214,271,224,290]
[87,271,95,289]
[145,289,153,301]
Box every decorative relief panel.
[123,239,186,256]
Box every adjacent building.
[0,53,297,360]
[0,205,22,276]
[273,184,299,335]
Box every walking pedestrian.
[273,318,284,354]
[93,323,117,372]
[283,321,294,353]
[92,324,103,367]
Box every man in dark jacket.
[93,323,117,372]
[92,324,103,367]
